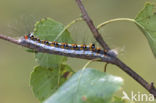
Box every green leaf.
[34,17,73,68]
[30,64,74,102]
[44,68,123,103]
[135,3,156,57]
[112,96,132,103]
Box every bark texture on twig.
[0,34,115,63]
[75,0,156,97]
[75,0,110,50]
[0,0,155,98]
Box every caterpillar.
[24,33,107,54]
[19,33,117,61]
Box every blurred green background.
[0,0,156,103]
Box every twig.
[0,34,115,63]
[114,59,156,97]
[104,63,108,72]
[149,82,155,90]
[0,34,19,45]
[75,0,156,97]
[0,1,156,98]
[75,0,110,50]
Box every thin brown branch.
[75,0,156,97]
[114,59,156,97]
[0,34,20,45]
[0,34,115,63]
[104,63,108,72]
[75,0,110,50]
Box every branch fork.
[76,0,156,97]
[0,0,155,98]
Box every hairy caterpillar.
[19,33,117,60]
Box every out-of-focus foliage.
[135,3,156,57]
[44,68,123,103]
[34,18,73,68]
[31,18,74,102]
[30,65,73,101]
[112,97,132,103]
[0,1,156,103]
